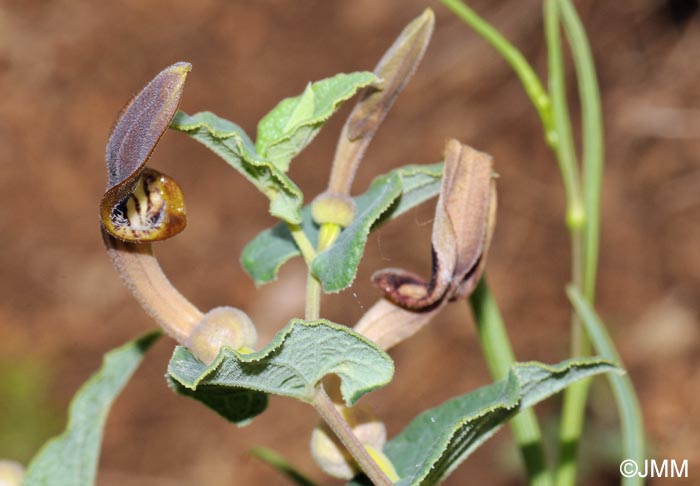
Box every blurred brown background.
[1,0,699,484]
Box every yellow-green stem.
[305,273,321,321]
[287,223,317,266]
[545,1,602,483]
[439,0,556,144]
[470,279,553,486]
[544,0,585,232]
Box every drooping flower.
[355,139,497,350]
[101,62,257,364]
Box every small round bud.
[310,403,386,479]
[185,306,257,364]
[566,202,586,231]
[0,460,24,486]
[311,192,356,227]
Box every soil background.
[1,1,699,485]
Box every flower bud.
[185,306,257,364]
[310,403,387,479]
[0,460,24,486]
[311,192,356,228]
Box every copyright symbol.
[620,459,638,478]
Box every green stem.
[311,386,394,486]
[439,0,556,144]
[550,1,607,483]
[304,216,390,483]
[303,216,388,482]
[566,286,645,486]
[288,220,324,321]
[544,0,585,231]
[559,0,604,301]
[444,2,620,485]
[545,0,589,482]
[287,223,317,266]
[470,279,553,486]
[305,272,321,321]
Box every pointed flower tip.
[397,8,435,47]
[102,61,193,242]
[166,61,192,77]
[409,7,435,36]
[420,7,435,25]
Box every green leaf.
[383,163,445,219]
[241,163,443,286]
[167,319,393,422]
[312,172,401,292]
[256,72,377,172]
[241,206,318,286]
[167,378,268,427]
[250,446,317,486]
[567,285,645,486]
[314,163,443,293]
[23,332,160,486]
[170,111,304,224]
[384,358,619,486]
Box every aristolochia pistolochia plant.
[18,6,639,486]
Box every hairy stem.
[103,230,202,343]
[311,386,393,486]
[305,274,321,321]
[470,279,553,486]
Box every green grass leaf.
[170,111,304,224]
[23,332,160,486]
[256,72,377,172]
[566,286,645,486]
[384,358,618,486]
[250,447,317,486]
[167,320,393,423]
[241,163,443,287]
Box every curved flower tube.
[312,8,435,233]
[101,62,256,363]
[355,139,497,350]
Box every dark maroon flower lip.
[370,139,497,311]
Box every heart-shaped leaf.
[23,332,160,486]
[167,320,393,424]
